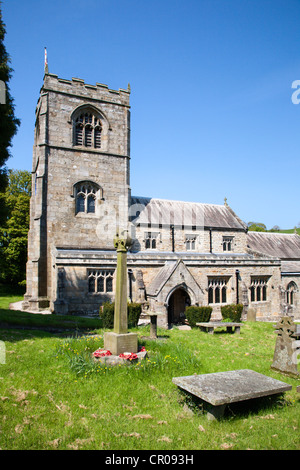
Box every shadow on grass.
[177,388,291,421]
[0,305,103,340]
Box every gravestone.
[104,231,138,355]
[247,308,256,322]
[172,369,292,420]
[271,316,300,377]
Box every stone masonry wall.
[131,225,248,253]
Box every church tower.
[23,72,131,312]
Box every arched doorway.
[168,287,191,326]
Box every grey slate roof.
[130,196,247,230]
[146,261,178,296]
[280,261,300,274]
[247,232,300,260]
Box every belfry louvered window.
[74,111,102,149]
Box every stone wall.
[131,224,248,254]
[46,249,282,324]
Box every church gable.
[146,260,203,305]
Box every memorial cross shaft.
[113,232,131,334]
[103,230,138,356]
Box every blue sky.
[2,0,300,229]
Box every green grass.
[276,228,300,235]
[0,289,102,331]
[0,290,299,450]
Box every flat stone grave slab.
[172,369,292,420]
[196,322,242,334]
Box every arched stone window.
[73,181,102,215]
[250,277,269,302]
[88,270,114,293]
[286,281,297,305]
[208,278,228,304]
[72,106,108,150]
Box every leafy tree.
[0,170,31,285]
[0,4,20,192]
[269,225,281,232]
[247,222,267,232]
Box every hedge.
[185,306,212,327]
[100,302,142,329]
[220,304,243,322]
[128,303,142,327]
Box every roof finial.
[224,197,228,206]
[44,47,49,74]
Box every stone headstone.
[271,316,300,377]
[247,308,256,322]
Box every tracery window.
[88,270,114,294]
[144,232,160,249]
[185,234,197,251]
[250,277,269,302]
[286,281,297,305]
[222,236,234,251]
[208,278,228,304]
[74,181,100,215]
[74,111,102,149]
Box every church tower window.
[73,109,102,149]
[74,181,101,215]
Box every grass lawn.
[0,290,299,450]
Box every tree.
[270,225,281,232]
[0,4,20,192]
[0,170,31,285]
[247,222,267,232]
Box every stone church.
[23,72,300,327]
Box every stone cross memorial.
[104,231,138,356]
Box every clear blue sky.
[2,0,300,229]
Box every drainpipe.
[209,228,213,253]
[171,225,175,252]
[236,269,240,304]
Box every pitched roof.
[281,261,300,274]
[130,196,247,230]
[247,232,300,260]
[146,261,178,296]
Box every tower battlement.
[41,73,131,108]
